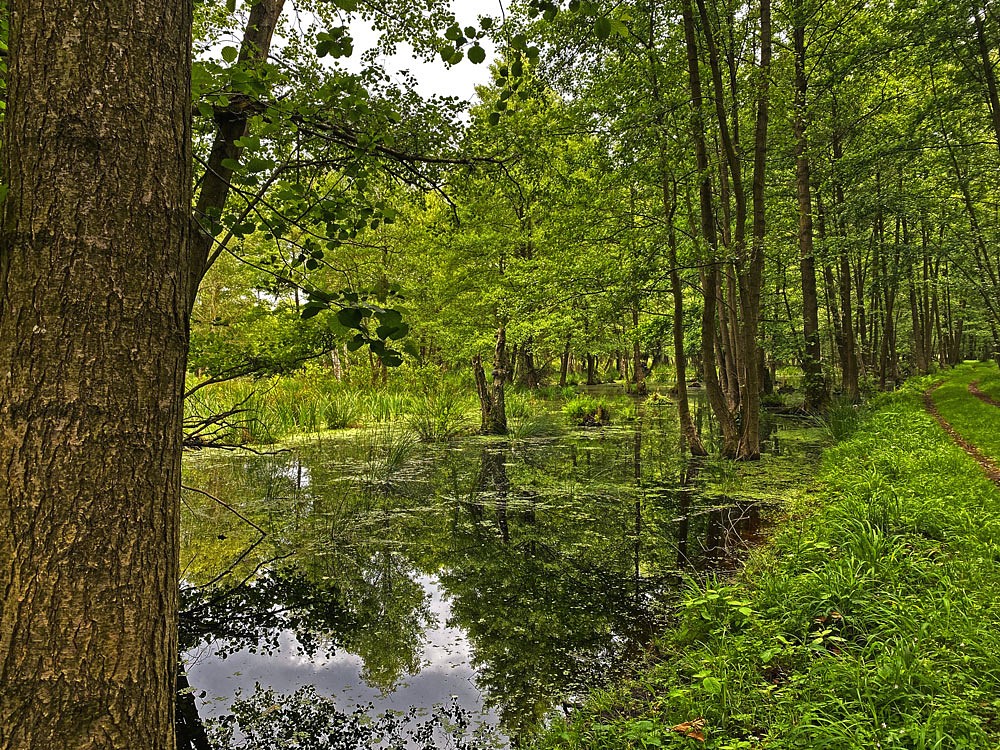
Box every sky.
[346,0,503,103]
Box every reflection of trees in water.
[178,412,784,746]
[433,443,678,744]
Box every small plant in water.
[355,423,420,491]
[564,396,612,426]
[408,390,472,441]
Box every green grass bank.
[536,364,1000,750]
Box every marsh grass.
[535,370,1000,750]
[408,389,473,441]
[817,398,865,442]
[506,391,561,440]
[564,396,613,426]
[352,423,421,491]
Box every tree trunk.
[559,334,572,388]
[735,0,771,460]
[830,108,860,400]
[472,326,509,435]
[632,308,647,395]
[189,0,285,301]
[793,12,826,410]
[0,0,192,748]
[664,179,707,456]
[682,0,739,457]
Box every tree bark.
[559,334,572,388]
[472,327,509,435]
[793,11,826,410]
[664,178,707,456]
[0,0,192,747]
[189,0,285,301]
[681,0,739,457]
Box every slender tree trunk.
[559,334,572,388]
[664,179,707,456]
[632,308,647,394]
[682,0,738,456]
[189,0,285,301]
[735,0,771,459]
[0,0,192,747]
[793,12,826,409]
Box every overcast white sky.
[347,0,504,103]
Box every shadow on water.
[176,399,820,748]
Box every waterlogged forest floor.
[535,362,1000,750]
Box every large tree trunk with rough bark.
[0,0,192,748]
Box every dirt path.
[969,380,1000,408]
[923,382,1000,487]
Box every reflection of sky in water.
[186,573,500,734]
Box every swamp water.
[179,401,821,747]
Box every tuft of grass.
[504,391,561,440]
[353,423,420,491]
[408,390,473,441]
[564,396,613,426]
[818,398,865,442]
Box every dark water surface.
[179,402,819,745]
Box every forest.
[2,0,1000,748]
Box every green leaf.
[594,17,612,40]
[226,0,236,12]
[221,45,239,63]
[301,302,326,319]
[467,44,486,64]
[488,111,501,127]
[702,676,722,695]
[336,307,365,329]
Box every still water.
[179,401,816,746]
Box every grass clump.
[564,396,613,426]
[506,391,561,440]
[534,369,1000,749]
[408,389,473,441]
[817,398,865,442]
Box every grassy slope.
[535,365,1000,750]
[931,363,1000,464]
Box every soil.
[968,380,1000,408]
[923,382,1000,487]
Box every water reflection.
[179,405,816,746]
